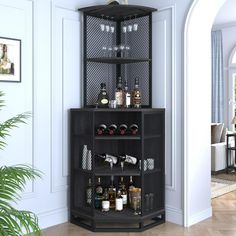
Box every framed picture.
[0,37,21,82]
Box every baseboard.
[166,205,183,225]
[38,207,68,230]
[186,207,212,227]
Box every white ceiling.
[214,0,236,26]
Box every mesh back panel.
[84,15,151,107]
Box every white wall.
[0,0,82,229]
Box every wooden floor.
[43,191,236,236]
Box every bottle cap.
[135,77,139,85]
[101,83,106,88]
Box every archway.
[184,0,227,227]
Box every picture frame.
[0,37,21,82]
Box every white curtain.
[212,30,224,123]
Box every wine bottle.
[131,77,141,108]
[128,176,135,207]
[119,124,128,135]
[108,124,117,135]
[97,83,109,108]
[102,188,110,212]
[108,176,116,209]
[125,154,137,165]
[115,190,123,211]
[115,77,124,108]
[129,124,138,135]
[96,153,118,165]
[97,124,107,135]
[86,178,92,206]
[124,80,131,108]
[119,177,127,207]
[94,177,104,209]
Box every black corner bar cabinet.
[70,4,165,232]
[70,108,165,232]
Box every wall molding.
[38,207,68,229]
[154,4,177,191]
[166,205,183,225]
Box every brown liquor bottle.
[131,77,141,108]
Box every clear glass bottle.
[124,80,131,108]
[86,178,92,206]
[108,176,116,209]
[97,83,109,108]
[102,188,110,212]
[128,176,135,207]
[119,177,127,207]
[115,190,123,211]
[131,77,141,108]
[115,77,124,108]
[94,177,104,209]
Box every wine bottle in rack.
[108,124,117,135]
[129,124,138,135]
[97,124,107,135]
[119,124,128,135]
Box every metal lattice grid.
[84,14,151,107]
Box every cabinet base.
[70,212,165,232]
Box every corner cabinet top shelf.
[78,5,157,20]
[87,57,151,64]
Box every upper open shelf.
[78,5,157,21]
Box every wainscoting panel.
[51,7,80,192]
[152,7,176,190]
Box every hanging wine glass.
[102,46,107,57]
[133,14,138,32]
[105,16,110,32]
[119,44,125,57]
[127,16,133,32]
[100,14,105,32]
[122,17,127,33]
[113,45,119,57]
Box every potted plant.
[0,91,42,236]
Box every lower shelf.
[71,207,165,232]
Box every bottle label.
[102,200,110,211]
[125,93,131,107]
[101,98,108,104]
[115,91,123,105]
[115,198,123,211]
[121,194,127,205]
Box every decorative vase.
[81,145,88,169]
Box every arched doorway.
[184,0,227,227]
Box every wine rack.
[70,108,165,232]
